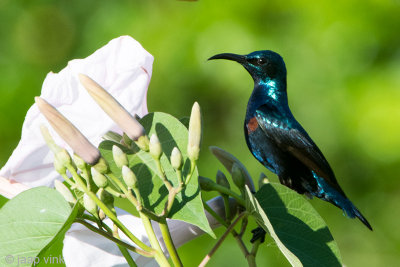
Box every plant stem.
[139,213,170,266]
[80,214,137,266]
[199,212,247,267]
[98,172,168,265]
[184,160,196,185]
[61,173,76,187]
[112,223,138,267]
[75,218,153,258]
[203,202,250,257]
[108,173,160,221]
[159,220,183,267]
[67,164,151,252]
[210,183,245,206]
[155,158,173,190]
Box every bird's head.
[208,50,286,83]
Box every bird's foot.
[250,227,266,243]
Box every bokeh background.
[1,0,399,266]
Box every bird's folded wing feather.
[255,105,343,193]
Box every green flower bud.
[55,149,72,167]
[122,165,137,188]
[54,180,76,204]
[112,145,128,168]
[135,135,150,152]
[149,134,162,159]
[216,170,230,189]
[91,167,108,188]
[40,125,61,154]
[53,156,67,175]
[258,173,269,189]
[199,176,215,192]
[73,154,87,170]
[98,188,114,207]
[231,163,245,190]
[83,193,98,217]
[187,102,202,161]
[93,157,109,174]
[171,147,183,170]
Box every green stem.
[159,220,183,267]
[108,173,160,221]
[184,160,196,185]
[112,223,138,267]
[67,164,152,253]
[222,195,231,223]
[155,159,173,190]
[139,213,170,266]
[211,183,245,206]
[75,218,153,258]
[199,212,247,267]
[61,173,76,187]
[203,202,249,257]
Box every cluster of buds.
[37,73,203,223]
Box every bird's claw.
[250,227,266,243]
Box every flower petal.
[0,36,153,187]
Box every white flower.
[0,36,229,267]
[0,36,153,187]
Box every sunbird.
[209,50,372,230]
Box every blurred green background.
[1,0,399,266]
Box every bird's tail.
[345,201,373,231]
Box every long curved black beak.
[208,53,245,64]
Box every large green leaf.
[248,183,342,266]
[99,112,213,237]
[0,187,73,267]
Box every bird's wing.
[255,104,343,193]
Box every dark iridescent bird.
[209,50,372,230]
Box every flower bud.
[171,147,183,170]
[187,102,202,161]
[40,125,61,154]
[79,74,145,140]
[91,167,108,188]
[73,154,87,170]
[55,149,72,167]
[53,156,67,175]
[122,165,137,188]
[216,170,230,189]
[98,188,114,207]
[36,97,101,165]
[99,209,106,221]
[199,176,215,192]
[54,180,76,204]
[93,157,109,174]
[83,193,98,217]
[135,135,150,152]
[231,163,245,190]
[112,145,128,168]
[149,134,162,159]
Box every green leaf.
[99,112,214,237]
[246,183,342,267]
[35,203,81,267]
[0,187,73,267]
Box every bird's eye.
[248,57,268,66]
[257,58,267,65]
